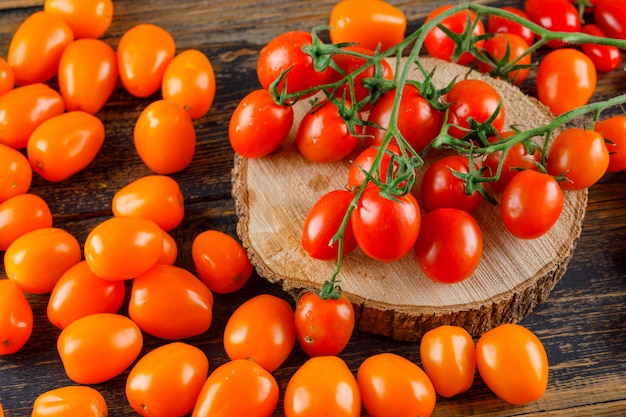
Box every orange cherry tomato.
[44,0,114,39]
[117,24,176,98]
[0,143,32,203]
[112,175,184,232]
[133,99,197,174]
[192,359,279,417]
[162,49,216,119]
[0,402,3,417]
[4,227,81,294]
[477,33,531,84]
[27,111,105,182]
[0,83,65,149]
[129,264,214,340]
[223,294,295,372]
[191,229,253,294]
[0,279,33,355]
[0,193,53,251]
[58,38,118,114]
[157,230,178,265]
[83,216,164,281]
[31,386,108,417]
[57,313,143,384]
[126,342,209,417]
[47,260,126,330]
[0,58,15,97]
[7,11,74,86]
[594,115,626,173]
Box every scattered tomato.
[0,143,33,202]
[0,58,14,97]
[44,0,113,39]
[486,6,536,47]
[0,193,53,251]
[482,132,541,193]
[31,386,108,417]
[524,0,581,48]
[593,0,626,40]
[0,279,33,355]
[594,115,626,172]
[581,24,622,73]
[477,33,531,84]
[157,229,178,265]
[346,144,403,190]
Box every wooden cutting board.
[232,57,587,342]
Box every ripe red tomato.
[0,144,32,203]
[524,0,581,48]
[594,115,626,172]
[593,0,626,40]
[486,6,536,47]
[580,24,622,73]
[482,132,541,193]
[347,145,403,190]
[31,386,108,417]
[0,194,52,251]
[0,279,33,355]
[476,323,548,405]
[477,33,532,84]
[0,58,15,97]
[44,0,114,39]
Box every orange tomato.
[0,193,53,251]
[58,38,118,114]
[7,11,74,86]
[0,58,15,97]
[0,143,32,203]
[112,175,185,232]
[477,33,532,84]
[31,385,108,417]
[192,359,279,417]
[117,23,176,98]
[128,264,214,340]
[0,279,33,355]
[162,49,216,119]
[27,111,105,182]
[0,402,3,417]
[191,229,253,294]
[594,115,626,172]
[83,216,163,281]
[0,83,65,149]
[157,229,178,265]
[126,342,209,417]
[4,227,81,294]
[44,0,114,39]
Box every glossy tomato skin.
[31,386,108,417]
[581,24,622,73]
[0,279,33,355]
[0,144,32,203]
[477,33,531,84]
[0,58,15,97]
[476,323,548,405]
[524,0,581,48]
[594,115,626,172]
[157,230,178,265]
[487,6,536,47]
[357,352,436,417]
[482,132,541,193]
[126,342,209,417]
[44,0,113,39]
[593,0,626,40]
[347,144,403,190]
[0,193,53,251]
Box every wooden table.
[1,0,625,416]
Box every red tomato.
[0,279,33,355]
[31,386,108,417]
[594,115,626,172]
[0,58,15,97]
[44,0,113,39]
[0,193,53,251]
[347,145,404,190]
[594,0,626,40]
[57,313,143,384]
[580,24,622,73]
[477,33,532,84]
[476,323,548,405]
[284,355,361,417]
[126,342,209,417]
[524,0,581,48]
[0,143,32,203]
[157,229,178,265]
[482,132,541,193]
[486,6,536,47]
[223,294,295,372]
[117,24,176,98]
[357,353,436,417]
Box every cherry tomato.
[47,260,126,330]
[58,38,118,114]
[593,0,626,40]
[284,355,361,417]
[57,313,143,384]
[0,402,4,417]
[347,144,404,190]
[419,325,476,398]
[0,58,15,97]
[126,342,209,417]
[482,132,541,193]
[500,169,564,239]
[476,323,548,405]
[0,193,53,251]
[157,229,178,265]
[117,24,176,98]
[27,111,105,182]
[44,0,113,39]
[223,294,296,372]
[112,174,184,232]
[357,352,436,417]
[524,0,581,49]
[83,216,164,281]
[191,229,253,294]
[7,11,74,86]
[134,99,196,174]
[580,24,622,73]
[0,143,32,203]
[31,386,108,417]
[0,279,33,355]
[4,227,81,294]
[477,33,531,84]
[486,6,536,47]
[594,115,626,172]
[192,359,278,417]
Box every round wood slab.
[232,57,587,342]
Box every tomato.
[157,230,178,265]
[58,38,118,114]
[7,11,74,86]
[0,402,3,417]
[223,294,295,372]
[44,0,114,39]
[192,359,279,417]
[112,174,184,232]
[0,83,65,149]
[27,111,105,182]
[594,115,626,172]
[482,132,541,193]
[47,260,126,330]
[0,279,33,355]
[83,216,163,281]
[134,99,196,174]
[117,24,176,98]
[486,6,536,47]
[347,144,405,190]
[0,144,32,204]
[593,0,626,40]
[547,127,609,190]
[500,169,564,239]
[126,342,209,417]
[0,193,53,251]
[0,58,15,97]
[191,229,253,294]
[580,24,622,73]
[129,264,214,340]
[419,325,476,398]
[476,323,548,405]
[4,227,81,294]
[284,355,361,417]
[31,386,108,417]
[477,33,531,84]
[357,352,435,417]
[162,49,216,119]
[524,0,581,49]
[57,313,143,384]
[351,185,420,262]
